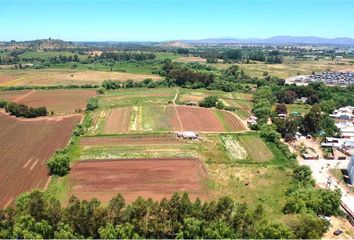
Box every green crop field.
[98,88,176,108]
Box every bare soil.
[70,158,209,202]
[0,112,81,208]
[103,107,132,133]
[172,106,224,132]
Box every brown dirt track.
[0,113,81,208]
[80,134,183,147]
[173,106,224,132]
[70,158,208,202]
[103,107,132,133]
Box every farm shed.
[177,131,198,139]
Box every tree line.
[0,188,334,239]
[0,100,48,118]
[97,51,156,61]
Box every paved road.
[300,159,354,217]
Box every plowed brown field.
[173,106,224,132]
[103,107,132,133]
[0,89,96,114]
[70,158,208,202]
[0,90,32,102]
[221,111,247,131]
[80,134,182,146]
[0,113,81,208]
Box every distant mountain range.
[182,36,354,46]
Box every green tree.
[260,124,281,143]
[293,165,315,187]
[301,104,322,134]
[47,153,70,176]
[86,97,99,111]
[199,96,219,108]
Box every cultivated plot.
[99,105,246,133]
[0,113,81,208]
[0,89,96,115]
[69,158,209,202]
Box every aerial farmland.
[0,36,353,238]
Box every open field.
[98,88,176,108]
[209,59,354,78]
[0,69,162,86]
[175,56,207,63]
[0,90,32,102]
[236,134,274,162]
[0,112,81,208]
[176,88,253,120]
[69,158,208,202]
[0,89,96,114]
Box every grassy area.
[155,52,180,60]
[208,58,354,78]
[53,61,160,75]
[0,68,161,86]
[98,88,176,108]
[287,104,311,115]
[236,134,274,163]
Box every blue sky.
[1,0,354,41]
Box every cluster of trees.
[102,78,161,90]
[161,60,215,88]
[97,51,156,61]
[197,48,284,64]
[272,104,338,141]
[47,150,71,176]
[252,86,274,125]
[0,191,332,239]
[86,98,99,111]
[221,65,250,82]
[0,100,48,118]
[284,165,341,217]
[199,96,225,109]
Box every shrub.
[47,152,70,176]
[199,96,219,108]
[86,98,99,111]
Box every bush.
[199,96,219,108]
[97,87,105,95]
[0,99,8,108]
[86,98,99,111]
[260,124,281,143]
[47,152,70,176]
